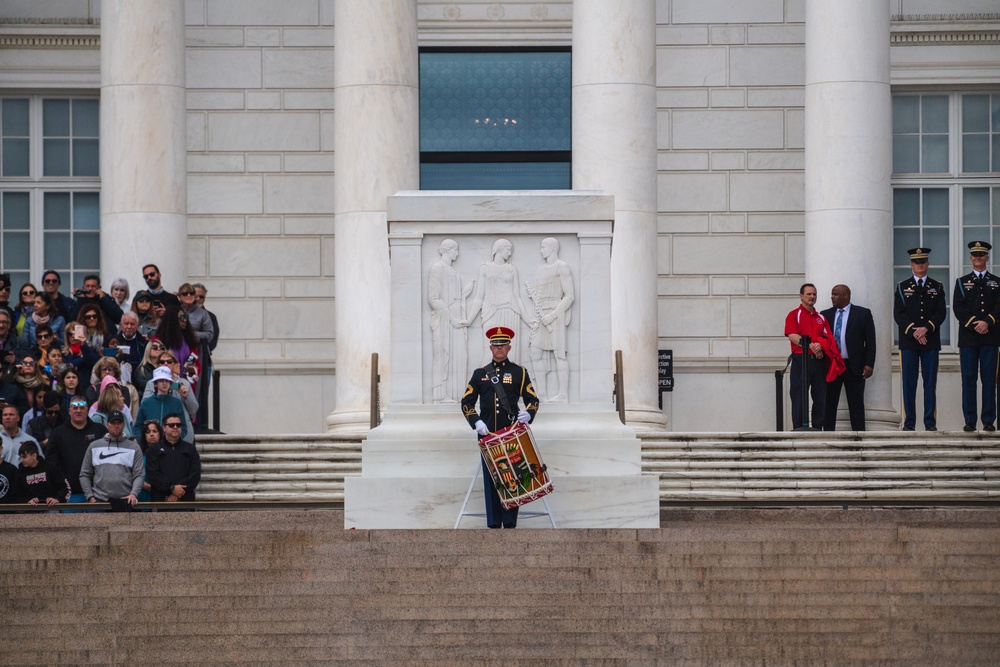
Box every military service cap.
[486,326,514,346]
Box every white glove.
[517,410,530,424]
[475,420,489,436]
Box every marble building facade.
[0,0,997,434]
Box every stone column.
[572,0,665,433]
[805,0,899,430]
[326,0,419,435]
[100,0,187,290]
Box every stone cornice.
[891,16,1000,45]
[0,21,100,48]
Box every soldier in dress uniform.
[894,247,947,431]
[953,241,1000,432]
[461,326,539,528]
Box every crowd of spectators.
[0,265,214,508]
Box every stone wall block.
[187,217,246,236]
[749,277,807,295]
[187,91,245,110]
[264,175,335,215]
[210,238,321,276]
[658,215,710,234]
[747,88,804,107]
[285,92,337,109]
[710,152,746,170]
[209,299,264,338]
[205,0,320,26]
[673,110,785,149]
[710,89,746,107]
[748,151,804,170]
[657,90,709,108]
[246,28,280,47]
[712,339,747,357]
[184,28,244,47]
[749,25,805,44]
[712,277,747,295]
[285,279,336,298]
[672,0,785,24]
[247,278,282,297]
[660,298,728,337]
[730,172,804,212]
[658,152,709,171]
[246,91,281,109]
[284,154,337,172]
[284,217,334,236]
[658,173,728,212]
[247,218,282,235]
[656,48,727,87]
[730,47,804,86]
[187,154,245,172]
[208,112,320,151]
[283,28,336,47]
[674,235,785,275]
[711,215,746,234]
[656,26,709,45]
[265,300,336,339]
[658,277,710,296]
[263,50,335,88]
[710,26,746,45]
[747,213,806,234]
[247,154,282,172]
[186,50,262,88]
[188,175,263,214]
[730,297,794,336]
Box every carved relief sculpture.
[427,239,471,402]
[526,237,574,402]
[464,239,533,366]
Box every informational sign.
[658,349,673,392]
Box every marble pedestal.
[344,404,660,529]
[343,191,661,528]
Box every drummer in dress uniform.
[953,241,1000,432]
[461,326,539,529]
[894,247,947,431]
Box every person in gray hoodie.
[79,410,144,509]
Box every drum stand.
[454,460,557,529]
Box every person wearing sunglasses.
[72,274,124,329]
[131,290,160,339]
[40,394,107,504]
[146,412,200,503]
[12,282,37,339]
[135,366,190,442]
[39,269,79,323]
[132,337,168,395]
[141,264,179,309]
[25,391,65,450]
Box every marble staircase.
[645,431,1000,502]
[196,431,1000,504]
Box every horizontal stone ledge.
[654,471,998,480]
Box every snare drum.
[478,422,553,509]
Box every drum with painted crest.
[478,422,553,509]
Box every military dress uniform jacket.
[953,271,1000,347]
[461,359,539,433]
[894,276,947,351]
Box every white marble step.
[192,433,1000,503]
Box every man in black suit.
[822,284,876,431]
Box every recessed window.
[0,96,100,290]
[419,48,571,190]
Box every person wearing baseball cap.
[79,409,144,510]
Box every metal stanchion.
[793,335,820,432]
